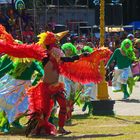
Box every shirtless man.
[26,31,80,136]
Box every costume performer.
[26,31,76,136]
[0,25,44,131]
[0,56,43,126]
[61,42,79,120]
[106,39,136,99]
[80,46,97,114]
[0,25,112,136]
[61,42,78,99]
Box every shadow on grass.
[72,113,98,120]
[73,113,140,125]
[48,133,124,140]
[71,114,140,125]
[25,133,124,140]
[109,116,140,124]
[117,99,140,103]
[1,127,124,140]
[7,127,26,136]
[72,113,140,125]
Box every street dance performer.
[106,39,136,99]
[61,42,78,99]
[81,46,97,114]
[60,42,79,121]
[0,25,44,132]
[0,55,44,127]
[26,31,75,136]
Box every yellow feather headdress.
[37,30,69,48]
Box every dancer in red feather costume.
[26,31,73,136]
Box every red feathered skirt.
[27,81,65,135]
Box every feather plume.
[37,31,56,47]
[0,41,47,61]
[37,32,48,48]
[60,47,112,84]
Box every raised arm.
[60,55,80,62]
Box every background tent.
[129,21,140,30]
[0,0,11,4]
[123,25,134,31]
[105,26,124,32]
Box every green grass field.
[0,114,140,140]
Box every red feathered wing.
[60,47,112,84]
[0,41,47,61]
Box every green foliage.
[127,76,140,94]
[67,89,83,107]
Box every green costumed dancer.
[0,40,44,132]
[61,42,78,121]
[80,46,96,114]
[106,39,136,99]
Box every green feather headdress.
[61,43,77,56]
[82,46,94,53]
[121,39,136,60]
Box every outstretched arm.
[60,53,89,62]
[60,55,80,62]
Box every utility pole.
[92,0,115,115]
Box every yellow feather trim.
[8,56,33,63]
[37,32,47,49]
